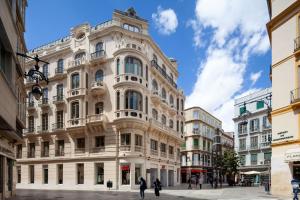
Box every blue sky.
[25,0,271,131]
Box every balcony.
[115,109,148,124]
[151,149,158,156]
[90,50,106,64]
[193,129,200,135]
[27,152,35,158]
[53,95,65,105]
[151,90,161,105]
[151,60,177,89]
[23,127,35,135]
[150,119,179,138]
[261,142,271,148]
[160,151,167,158]
[86,114,107,132]
[38,98,50,108]
[120,145,131,151]
[115,74,148,89]
[27,102,36,111]
[67,88,86,99]
[238,147,247,152]
[161,98,169,110]
[295,36,300,52]
[192,145,199,150]
[68,57,88,71]
[52,122,65,132]
[249,145,259,150]
[41,150,49,157]
[55,150,64,157]
[134,145,143,152]
[75,148,85,154]
[53,68,67,80]
[37,125,49,133]
[169,104,176,115]
[90,81,106,96]
[90,147,105,153]
[67,118,85,128]
[291,88,300,108]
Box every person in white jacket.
[199,174,204,189]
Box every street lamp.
[17,53,49,100]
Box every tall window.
[95,42,103,52]
[43,165,48,184]
[56,110,63,129]
[42,88,48,100]
[161,115,166,125]
[161,88,166,100]
[75,52,85,60]
[135,164,142,185]
[152,109,158,120]
[77,138,85,149]
[152,79,158,91]
[250,118,260,132]
[42,64,48,78]
[17,166,21,183]
[145,97,148,114]
[263,116,271,129]
[71,101,79,119]
[125,57,142,76]
[77,163,84,184]
[251,154,257,165]
[125,90,143,111]
[238,122,247,134]
[95,136,105,147]
[169,95,174,106]
[116,58,120,75]
[169,119,174,129]
[121,133,131,146]
[95,163,104,184]
[239,138,246,150]
[42,113,48,131]
[121,164,130,185]
[240,155,246,166]
[150,139,158,150]
[29,165,34,184]
[95,102,104,114]
[161,143,166,153]
[56,140,64,156]
[28,116,34,131]
[135,134,142,146]
[57,164,63,184]
[95,69,104,82]
[116,91,120,110]
[57,59,64,72]
[42,141,49,157]
[56,84,63,98]
[162,64,166,76]
[250,136,258,149]
[28,143,35,158]
[71,73,80,89]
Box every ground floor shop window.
[29,165,34,184]
[43,165,48,184]
[95,163,104,184]
[7,159,13,191]
[135,164,142,184]
[57,164,63,184]
[293,164,300,180]
[17,166,21,183]
[121,164,130,185]
[77,163,84,184]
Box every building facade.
[233,88,272,184]
[16,8,185,190]
[0,0,27,199]
[181,107,224,183]
[267,0,300,197]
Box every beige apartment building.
[0,0,27,199]
[181,107,229,183]
[267,0,300,197]
[16,8,185,190]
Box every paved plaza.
[12,185,291,200]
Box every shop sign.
[272,131,293,142]
[285,150,300,162]
[121,165,130,171]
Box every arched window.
[125,57,143,76]
[95,42,103,52]
[169,95,174,106]
[71,101,79,119]
[95,102,104,114]
[161,88,166,100]
[71,73,80,89]
[162,115,166,125]
[125,90,143,111]
[123,23,140,33]
[116,58,120,75]
[181,99,184,111]
[169,119,174,129]
[75,52,85,60]
[162,64,166,76]
[57,59,64,73]
[116,91,120,110]
[152,109,158,120]
[95,69,104,82]
[152,79,158,91]
[42,64,48,77]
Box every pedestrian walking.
[199,175,204,190]
[139,177,147,199]
[188,177,192,189]
[195,176,199,188]
[154,178,161,198]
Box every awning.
[181,168,207,173]
[285,148,300,162]
[241,171,261,175]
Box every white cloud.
[250,71,263,86]
[186,0,270,131]
[152,6,178,35]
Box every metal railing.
[24,127,35,134]
[134,145,142,152]
[55,67,64,74]
[291,88,300,103]
[120,145,131,151]
[53,95,65,103]
[38,98,49,106]
[27,151,35,158]
[55,150,64,157]
[37,125,49,133]
[52,122,65,130]
[151,60,177,89]
[91,147,105,153]
[90,50,105,60]
[75,148,85,154]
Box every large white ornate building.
[16,8,185,190]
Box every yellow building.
[267,0,300,197]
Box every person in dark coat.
[139,177,147,199]
[188,177,192,189]
[154,178,161,198]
